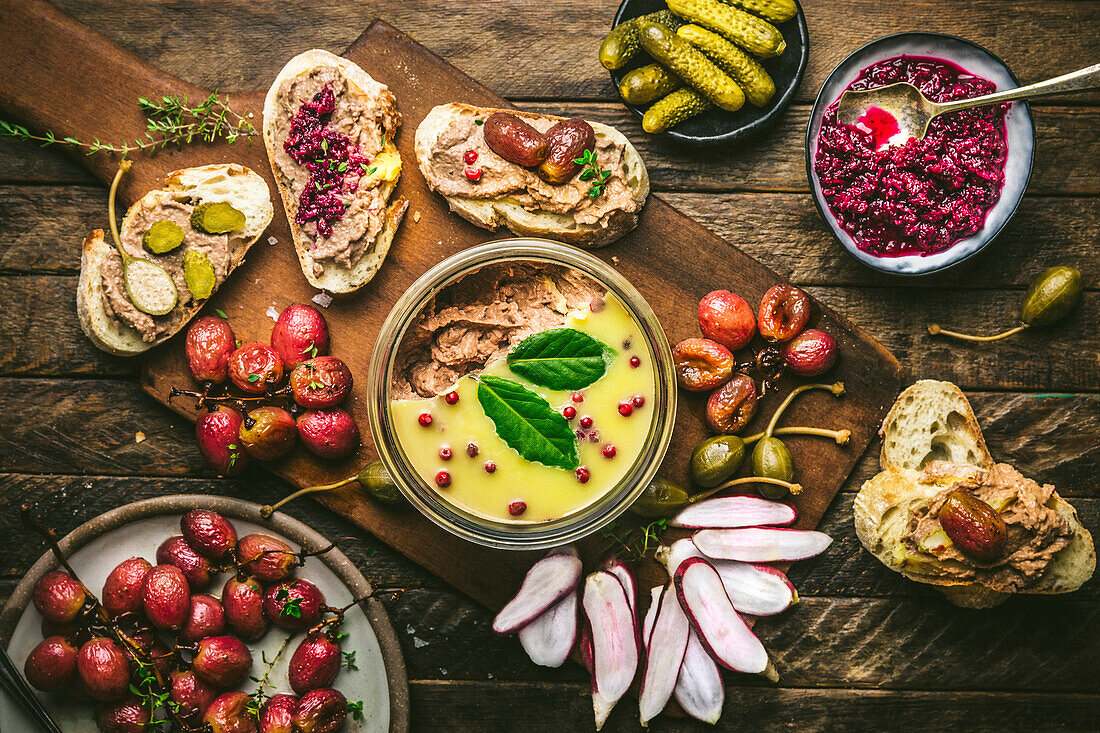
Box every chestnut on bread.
[854,380,1094,608]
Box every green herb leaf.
[506,328,614,390]
[215,308,228,319]
[475,119,484,126]
[247,373,261,383]
[477,376,578,470]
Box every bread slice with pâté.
[263,49,407,294]
[854,380,1095,608]
[77,163,273,357]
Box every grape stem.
[927,322,1027,342]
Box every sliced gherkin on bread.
[77,164,273,357]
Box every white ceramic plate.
[805,32,1036,276]
[0,495,408,732]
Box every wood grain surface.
[1,0,1097,730]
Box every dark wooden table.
[1,1,1097,730]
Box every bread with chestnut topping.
[854,380,1094,608]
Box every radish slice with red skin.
[601,557,638,617]
[602,557,639,650]
[641,585,662,645]
[583,570,639,731]
[671,494,797,529]
[492,547,582,634]
[693,527,832,562]
[638,583,689,726]
[518,591,577,668]
[674,629,725,724]
[674,557,768,674]
[579,622,594,677]
[657,538,798,616]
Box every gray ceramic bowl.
[806,33,1036,275]
[1,495,409,732]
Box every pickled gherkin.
[142,220,186,254]
[723,0,797,24]
[599,10,683,70]
[638,22,744,112]
[643,88,712,134]
[619,64,683,106]
[183,249,216,300]
[667,0,787,58]
[190,201,246,234]
[678,25,775,107]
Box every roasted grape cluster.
[180,304,360,476]
[23,509,360,733]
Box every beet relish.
[284,85,373,238]
[815,56,1008,257]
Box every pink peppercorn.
[629,355,641,368]
[435,471,451,488]
[439,447,453,461]
[602,445,617,459]
[562,405,577,419]
[418,413,432,426]
[632,395,645,408]
[464,150,478,164]
[484,461,497,474]
[579,416,593,429]
[464,166,482,181]
[508,501,526,516]
[445,391,460,405]
[575,467,590,483]
[618,402,633,417]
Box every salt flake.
[413,637,428,648]
[266,306,279,321]
[312,292,334,308]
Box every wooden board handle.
[0,0,210,191]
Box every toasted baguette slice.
[263,49,406,294]
[415,103,649,248]
[77,164,273,357]
[880,379,992,471]
[856,381,1095,607]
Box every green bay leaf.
[506,328,614,391]
[477,375,579,470]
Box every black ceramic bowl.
[608,0,808,145]
[806,32,1036,276]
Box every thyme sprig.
[0,90,256,157]
[598,518,670,563]
[574,148,611,199]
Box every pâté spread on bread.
[415,104,649,247]
[78,163,274,357]
[902,461,1073,591]
[264,49,406,293]
[388,261,658,523]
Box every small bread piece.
[856,381,1095,607]
[879,379,992,471]
[263,49,406,294]
[415,103,649,248]
[77,164,273,357]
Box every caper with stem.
[261,460,403,518]
[690,425,851,489]
[928,266,1083,343]
[107,160,179,316]
[751,382,845,499]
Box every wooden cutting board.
[0,0,903,610]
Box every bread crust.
[262,49,405,294]
[414,103,649,248]
[856,380,1095,607]
[76,164,273,357]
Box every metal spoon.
[837,62,1100,144]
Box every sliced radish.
[693,527,832,562]
[674,629,724,725]
[674,557,768,674]
[641,585,662,645]
[671,494,797,529]
[518,591,577,668]
[492,547,582,634]
[579,622,594,677]
[657,538,798,616]
[638,583,689,726]
[583,570,639,731]
[601,556,638,617]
